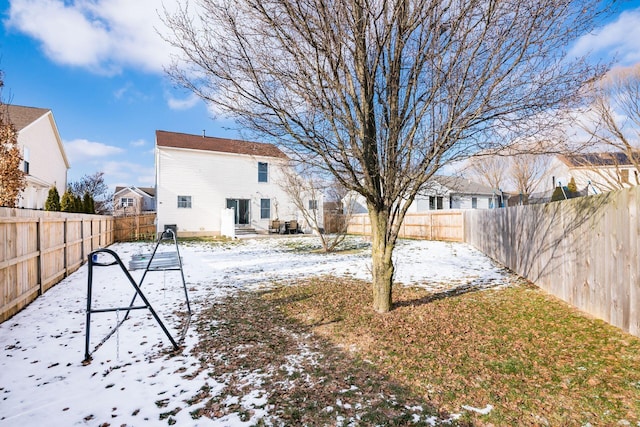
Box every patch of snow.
[462,404,494,415]
[0,236,515,425]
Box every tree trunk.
[369,208,394,313]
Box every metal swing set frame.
[84,229,191,362]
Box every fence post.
[80,217,85,262]
[64,217,68,278]
[37,218,43,296]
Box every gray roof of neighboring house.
[0,104,50,131]
[428,176,496,195]
[156,130,288,159]
[558,152,640,168]
[115,186,156,197]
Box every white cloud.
[167,92,200,110]
[102,160,155,187]
[6,0,186,74]
[130,139,146,147]
[570,7,640,66]
[64,138,124,163]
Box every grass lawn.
[190,276,640,425]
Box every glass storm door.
[226,199,250,225]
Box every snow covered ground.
[0,236,515,426]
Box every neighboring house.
[346,175,500,214]
[155,130,316,236]
[1,105,70,209]
[113,186,156,216]
[411,176,499,211]
[547,152,640,194]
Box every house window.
[429,196,435,210]
[258,162,268,182]
[308,199,318,210]
[489,198,494,209]
[23,147,30,174]
[177,195,192,208]
[436,196,443,210]
[472,197,478,209]
[260,198,271,219]
[620,169,630,184]
[120,197,134,207]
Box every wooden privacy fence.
[113,213,157,242]
[346,191,640,338]
[465,186,640,338]
[0,208,114,322]
[347,211,465,242]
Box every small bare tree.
[278,164,354,252]
[0,75,25,208]
[165,0,612,312]
[578,65,640,189]
[468,155,509,191]
[509,154,552,196]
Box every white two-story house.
[2,105,70,209]
[547,152,640,194]
[155,130,310,236]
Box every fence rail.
[0,208,117,322]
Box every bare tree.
[578,65,640,189]
[0,74,25,207]
[509,154,552,196]
[278,164,346,251]
[164,0,611,312]
[69,172,112,214]
[467,155,508,191]
[279,164,356,251]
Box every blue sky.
[1,0,640,191]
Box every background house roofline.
[155,130,289,160]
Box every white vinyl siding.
[156,147,299,235]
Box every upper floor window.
[258,162,268,182]
[620,169,630,184]
[23,147,30,174]
[177,195,192,208]
[308,199,318,210]
[472,197,478,209]
[120,197,134,207]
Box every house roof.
[0,105,50,131]
[156,130,288,159]
[558,152,640,168]
[114,186,156,197]
[431,175,496,195]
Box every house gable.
[1,104,70,209]
[2,105,70,169]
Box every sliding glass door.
[226,199,250,225]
